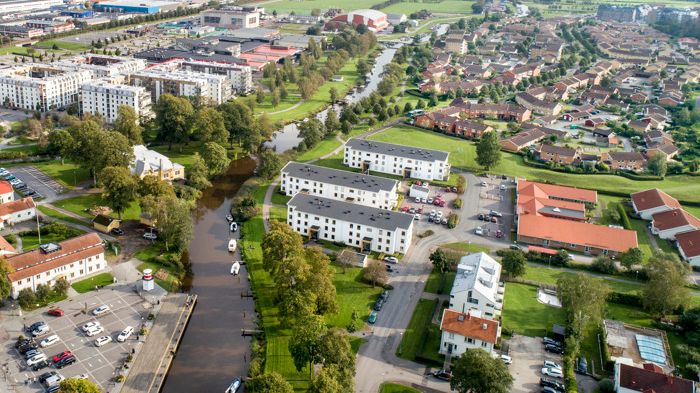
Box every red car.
[53,350,73,363]
[495,230,504,238]
[401,206,410,212]
[47,308,64,317]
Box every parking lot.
[7,166,66,201]
[508,335,564,393]
[1,286,152,392]
[472,175,514,240]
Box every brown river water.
[161,157,257,393]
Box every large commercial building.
[326,9,389,32]
[6,233,106,299]
[0,65,92,112]
[343,138,451,181]
[94,0,182,14]
[200,7,261,29]
[81,80,152,123]
[287,194,414,255]
[128,69,233,104]
[0,0,63,15]
[148,59,253,93]
[280,162,399,210]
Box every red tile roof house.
[6,233,106,299]
[0,197,36,230]
[0,180,13,204]
[650,209,700,240]
[601,151,646,172]
[439,309,500,357]
[516,180,638,256]
[646,143,679,161]
[614,362,697,393]
[631,189,682,220]
[676,229,700,267]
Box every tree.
[336,248,355,273]
[298,118,325,148]
[289,314,327,378]
[450,349,513,393]
[329,87,339,104]
[53,277,70,296]
[500,249,526,278]
[647,152,668,177]
[154,94,194,150]
[620,248,643,270]
[258,148,282,180]
[245,373,294,393]
[100,166,137,220]
[141,194,193,251]
[17,288,37,309]
[362,260,388,287]
[187,153,212,190]
[47,129,74,165]
[319,329,355,390]
[430,249,450,290]
[114,105,143,145]
[59,378,101,393]
[591,256,617,274]
[202,142,230,176]
[324,108,340,136]
[0,259,13,301]
[642,251,689,317]
[262,221,304,276]
[138,175,174,199]
[309,365,344,393]
[476,131,501,171]
[557,273,609,339]
[192,107,229,144]
[305,247,339,315]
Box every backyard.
[54,194,141,221]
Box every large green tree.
[141,194,193,251]
[137,175,175,199]
[154,94,194,150]
[202,142,230,176]
[258,148,282,180]
[642,251,690,316]
[69,121,133,185]
[100,166,137,220]
[114,105,143,145]
[557,273,609,339]
[245,372,294,393]
[476,130,501,171]
[262,220,305,275]
[305,247,339,315]
[192,107,229,144]
[289,314,327,378]
[647,152,668,177]
[47,129,74,165]
[450,349,514,393]
[0,259,13,301]
[59,378,101,393]
[501,249,526,278]
[186,152,212,190]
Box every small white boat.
[230,261,240,275]
[228,239,237,252]
[226,214,234,222]
[225,378,241,393]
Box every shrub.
[453,198,463,209]
[598,379,615,393]
[230,195,259,222]
[447,213,459,229]
[456,175,467,194]
[618,203,632,229]
[17,288,37,309]
[591,256,618,275]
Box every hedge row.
[618,203,632,230]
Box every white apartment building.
[81,80,152,123]
[6,233,106,299]
[439,309,501,357]
[0,65,92,111]
[280,162,399,210]
[55,55,147,78]
[287,194,414,255]
[343,138,451,181]
[200,8,261,29]
[129,69,233,105]
[449,252,504,319]
[149,59,253,93]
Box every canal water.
[161,157,257,393]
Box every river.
[265,45,399,153]
[161,157,257,393]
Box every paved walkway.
[263,98,305,115]
[120,293,195,393]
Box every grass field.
[380,383,421,393]
[54,194,141,221]
[35,39,90,51]
[37,205,91,227]
[368,126,700,203]
[424,269,455,294]
[501,283,567,337]
[396,298,443,366]
[296,137,343,162]
[71,273,115,293]
[381,0,476,14]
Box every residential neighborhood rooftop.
[440,309,499,344]
[346,138,449,162]
[281,162,398,193]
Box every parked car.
[32,360,50,371]
[31,324,50,337]
[478,213,485,220]
[229,222,238,232]
[408,207,416,214]
[26,353,48,367]
[40,335,60,348]
[499,184,506,190]
[426,198,433,204]
[368,311,378,324]
[38,371,58,384]
[81,321,100,332]
[24,349,42,359]
[225,378,242,393]
[18,342,38,354]
[540,377,565,391]
[401,206,410,212]
[414,213,420,220]
[52,351,72,364]
[480,181,487,187]
[489,210,503,217]
[386,264,394,272]
[542,387,560,393]
[383,256,398,264]
[47,308,64,317]
[544,360,562,371]
[143,232,157,240]
[545,344,564,354]
[85,325,104,337]
[110,228,124,236]
[495,230,503,238]
[509,244,520,250]
[117,326,134,342]
[475,227,484,236]
[432,369,452,381]
[543,337,562,347]
[16,337,34,348]
[500,355,512,364]
[542,367,563,378]
[43,373,65,387]
[576,357,588,374]
[490,216,498,223]
[92,305,110,316]
[373,300,383,311]
[27,321,45,333]
[54,355,76,369]
[379,290,389,302]
[94,336,112,347]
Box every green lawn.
[396,298,443,366]
[269,206,287,222]
[270,188,291,205]
[440,242,491,254]
[37,205,91,227]
[424,269,456,294]
[71,273,115,293]
[54,194,141,221]
[326,266,384,328]
[297,137,342,162]
[21,230,85,251]
[136,259,181,293]
[4,160,90,188]
[501,283,566,337]
[380,383,421,393]
[35,39,90,51]
[381,0,476,14]
[368,126,700,203]
[149,141,241,171]
[522,263,644,295]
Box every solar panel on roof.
[635,334,667,365]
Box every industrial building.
[81,80,152,123]
[326,9,389,32]
[0,0,64,15]
[200,7,262,29]
[94,0,182,14]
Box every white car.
[480,181,487,186]
[414,213,420,220]
[542,367,563,378]
[143,232,157,240]
[94,336,112,347]
[429,210,436,217]
[32,324,50,337]
[499,184,506,190]
[92,305,110,316]
[26,353,47,367]
[229,222,238,232]
[81,321,101,332]
[544,360,562,371]
[475,227,484,236]
[40,335,60,348]
[383,256,398,264]
[500,355,513,364]
[436,211,444,219]
[117,326,134,342]
[85,325,104,337]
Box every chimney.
[482,323,488,330]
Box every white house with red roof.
[0,180,13,204]
[439,309,500,357]
[631,189,682,220]
[0,197,36,230]
[650,209,700,240]
[676,229,700,267]
[615,362,697,393]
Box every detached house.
[439,309,500,357]
[0,197,36,229]
[448,252,503,319]
[0,181,13,204]
[615,363,697,393]
[131,145,185,182]
[631,188,682,220]
[650,209,700,240]
[676,229,700,267]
